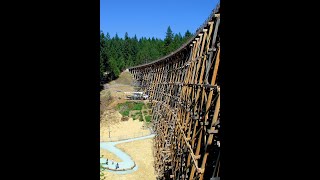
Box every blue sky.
[100,0,219,39]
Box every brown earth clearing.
[100,71,156,179]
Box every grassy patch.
[132,111,142,116]
[121,110,130,116]
[133,102,144,110]
[117,101,144,116]
[133,111,142,120]
[129,110,140,120]
[145,115,151,122]
[117,101,145,118]
[117,101,144,111]
[132,114,137,120]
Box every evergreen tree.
[171,33,183,51]
[163,26,174,55]
[123,32,133,67]
[184,30,192,40]
[132,34,139,66]
[99,27,194,89]
[100,31,108,84]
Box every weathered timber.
[129,3,220,180]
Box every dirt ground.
[100,71,137,114]
[100,116,151,141]
[100,71,156,179]
[102,138,156,180]
[100,71,151,141]
[104,71,137,102]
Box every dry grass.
[100,90,113,118]
[100,71,149,141]
[100,148,122,162]
[102,138,156,180]
[100,71,135,112]
[100,116,150,142]
[100,109,122,126]
[114,71,134,85]
[100,71,156,179]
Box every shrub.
[132,102,144,110]
[116,101,145,117]
[122,110,130,116]
[145,115,151,122]
[100,163,106,180]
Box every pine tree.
[171,33,183,51]
[99,26,193,88]
[184,30,193,42]
[123,32,133,67]
[132,34,139,66]
[163,26,174,55]
[100,31,108,84]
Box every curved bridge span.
[129,4,220,180]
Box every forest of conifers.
[100,26,193,86]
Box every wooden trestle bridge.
[128,4,220,180]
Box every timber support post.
[129,4,221,180]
